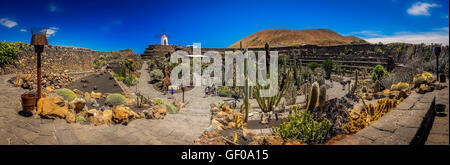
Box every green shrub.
[308,62,319,71]
[147,60,156,69]
[217,87,232,97]
[371,65,387,81]
[273,107,332,145]
[151,98,167,105]
[122,75,137,86]
[165,103,178,114]
[322,59,333,78]
[94,55,107,69]
[0,41,24,66]
[76,115,86,124]
[150,69,164,80]
[54,88,77,102]
[105,93,127,106]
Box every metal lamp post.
[30,28,48,100]
[434,46,441,82]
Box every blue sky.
[1,0,448,53]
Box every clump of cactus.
[413,72,433,85]
[165,103,178,114]
[391,82,409,91]
[342,97,403,134]
[76,115,86,124]
[150,69,164,81]
[105,93,127,106]
[151,97,167,105]
[54,88,77,102]
[253,74,289,122]
[273,106,332,145]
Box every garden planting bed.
[194,73,446,145]
[68,71,123,94]
[27,70,186,127]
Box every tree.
[322,59,333,79]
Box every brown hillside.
[228,29,366,48]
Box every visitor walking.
[330,79,334,88]
[170,87,175,99]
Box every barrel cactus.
[54,88,77,102]
[413,74,427,85]
[105,93,127,106]
[306,82,320,112]
[396,82,409,90]
[390,83,398,91]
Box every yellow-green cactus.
[54,88,77,102]
[306,82,320,112]
[396,82,409,90]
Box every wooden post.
[35,45,44,100]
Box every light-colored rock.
[87,109,104,126]
[90,91,102,99]
[37,94,69,119]
[102,110,113,125]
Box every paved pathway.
[0,64,228,145]
[425,80,449,145]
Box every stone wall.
[0,45,135,75]
[335,91,437,145]
[142,43,449,68]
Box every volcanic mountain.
[228,29,367,48]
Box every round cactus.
[390,84,398,91]
[105,93,127,106]
[422,72,432,79]
[413,75,427,85]
[396,82,409,90]
[54,88,77,102]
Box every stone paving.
[0,64,228,145]
[1,64,448,145]
[425,82,449,145]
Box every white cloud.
[365,32,449,45]
[46,27,59,37]
[348,30,384,38]
[20,29,27,32]
[432,27,449,31]
[407,2,439,16]
[0,18,18,28]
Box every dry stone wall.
[0,45,135,75]
[142,43,448,68]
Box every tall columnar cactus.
[352,69,358,94]
[318,85,327,108]
[293,52,298,85]
[306,82,320,112]
[253,75,289,117]
[242,49,250,122]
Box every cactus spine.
[306,82,320,112]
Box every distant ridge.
[228,29,367,48]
